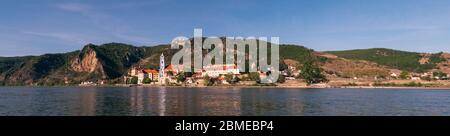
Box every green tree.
[421,76,433,81]
[129,76,138,84]
[175,72,186,83]
[248,72,261,82]
[433,71,447,79]
[167,71,174,77]
[224,73,234,84]
[184,72,193,77]
[224,73,240,84]
[399,71,410,79]
[277,75,286,83]
[203,74,215,86]
[286,69,293,77]
[300,60,327,85]
[143,77,151,84]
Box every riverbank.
[2,85,450,90]
[108,83,450,90]
[3,80,450,90]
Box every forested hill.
[0,41,315,86]
[1,41,449,86]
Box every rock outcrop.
[71,48,99,73]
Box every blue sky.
[1,0,450,56]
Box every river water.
[1,87,450,116]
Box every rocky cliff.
[1,41,449,86]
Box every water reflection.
[129,87,144,116]
[158,87,166,116]
[80,88,96,116]
[2,87,450,116]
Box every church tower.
[159,53,165,85]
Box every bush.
[372,82,425,87]
[344,83,358,86]
[421,76,433,81]
[175,72,186,83]
[277,75,286,83]
[433,71,447,79]
[429,52,446,64]
[203,75,215,86]
[143,77,151,84]
[224,73,240,84]
[399,71,409,79]
[248,72,260,82]
[129,76,138,84]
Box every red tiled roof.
[143,69,159,73]
[165,65,174,70]
[165,64,184,71]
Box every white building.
[137,72,145,84]
[202,64,240,77]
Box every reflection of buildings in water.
[130,87,145,116]
[145,88,164,115]
[181,90,201,116]
[158,87,166,116]
[171,89,205,116]
[145,88,241,116]
[169,89,189,116]
[80,89,96,116]
[198,88,241,116]
[241,89,263,115]
[150,88,200,116]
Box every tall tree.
[300,54,327,85]
[175,72,186,83]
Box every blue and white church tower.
[159,53,165,85]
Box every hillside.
[2,41,449,86]
[326,48,447,73]
[0,40,318,86]
[0,43,155,86]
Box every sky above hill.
[1,0,450,56]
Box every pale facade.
[201,64,240,77]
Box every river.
[1,87,450,116]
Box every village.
[106,53,450,88]
[122,53,282,87]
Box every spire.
[160,53,165,85]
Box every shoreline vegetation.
[3,80,450,90]
[2,43,450,88]
[3,85,450,90]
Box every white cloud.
[23,31,89,45]
[54,3,153,45]
[55,3,91,13]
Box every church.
[126,53,183,85]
